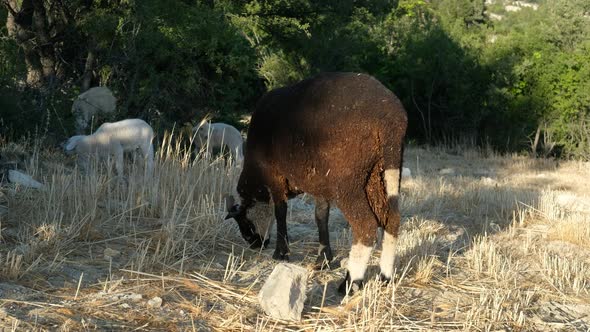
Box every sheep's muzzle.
[224,196,269,249]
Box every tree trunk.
[31,0,57,87]
[81,49,95,92]
[532,123,542,157]
[4,0,46,87]
[3,0,60,88]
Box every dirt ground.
[1,144,589,331]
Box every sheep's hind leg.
[314,197,333,270]
[141,143,154,177]
[337,192,378,295]
[379,168,402,283]
[114,148,125,177]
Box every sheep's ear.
[225,204,240,220]
[225,195,235,209]
[225,207,239,220]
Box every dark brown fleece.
[238,72,408,246]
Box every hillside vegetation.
[0,0,589,157]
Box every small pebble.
[147,296,163,308]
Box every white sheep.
[72,86,117,134]
[65,119,154,176]
[192,120,244,163]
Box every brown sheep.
[225,72,408,294]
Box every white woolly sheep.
[65,119,154,176]
[192,120,244,163]
[72,86,117,134]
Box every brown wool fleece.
[238,72,408,245]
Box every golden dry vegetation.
[1,136,589,331]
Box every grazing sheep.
[72,86,117,134]
[192,120,244,163]
[65,119,154,176]
[225,72,408,295]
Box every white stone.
[103,248,121,260]
[401,167,412,178]
[439,168,455,175]
[473,169,491,177]
[147,296,163,308]
[489,13,503,21]
[8,170,44,189]
[258,263,308,321]
[120,293,143,302]
[481,177,497,185]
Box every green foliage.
[101,0,262,126]
[0,0,589,158]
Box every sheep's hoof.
[314,252,333,270]
[379,273,391,284]
[272,250,289,261]
[338,272,364,295]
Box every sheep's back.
[244,72,407,198]
[209,124,242,146]
[94,119,154,150]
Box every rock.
[103,248,121,260]
[401,167,412,178]
[8,170,44,189]
[481,177,496,185]
[473,169,491,177]
[438,168,455,175]
[147,296,163,308]
[258,263,308,321]
[0,307,8,319]
[0,282,35,300]
[120,293,143,302]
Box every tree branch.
[1,0,18,17]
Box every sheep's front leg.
[114,146,124,176]
[314,197,333,270]
[272,200,290,260]
[141,143,154,177]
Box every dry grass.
[1,138,589,331]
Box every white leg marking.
[347,243,373,281]
[384,168,400,198]
[379,231,397,279]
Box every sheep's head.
[72,100,89,134]
[64,135,84,155]
[192,122,211,148]
[224,194,272,249]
